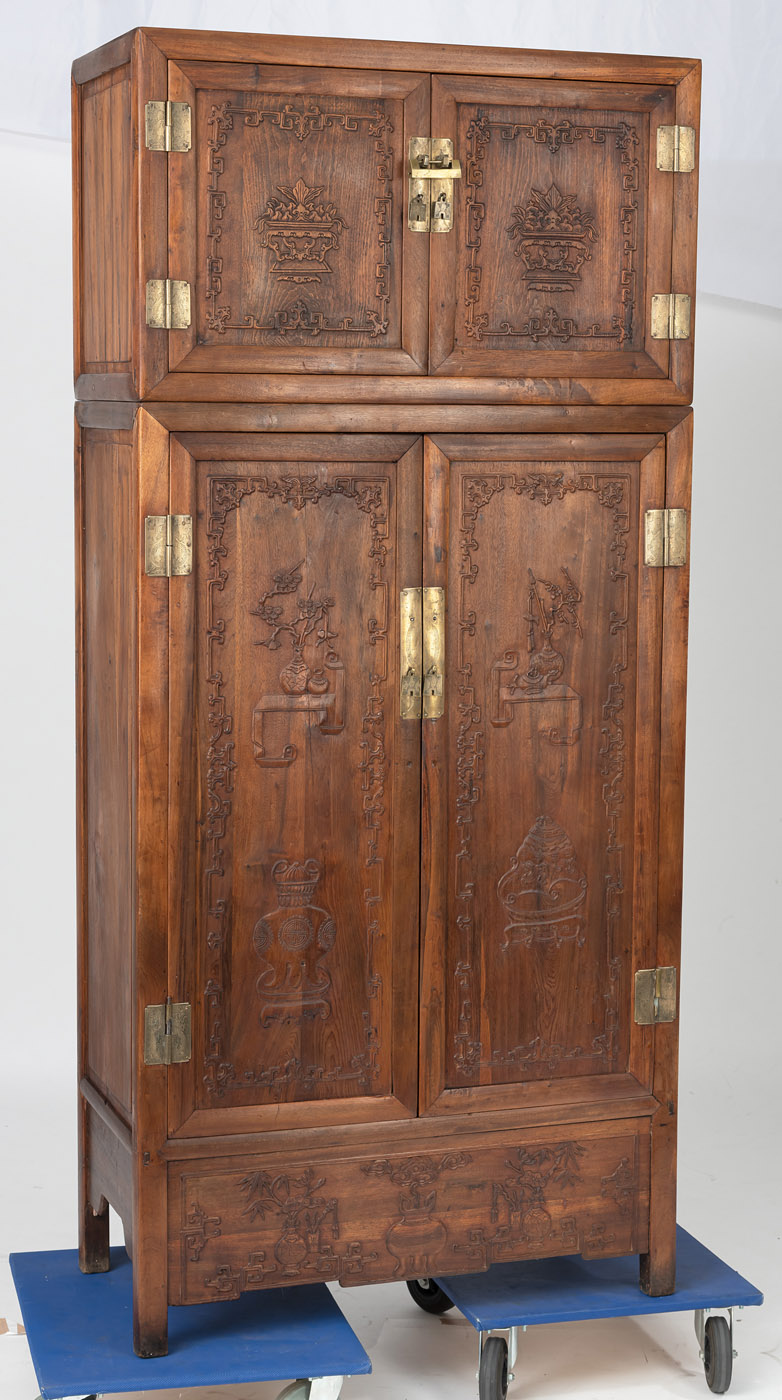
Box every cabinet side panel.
[77,65,133,375]
[81,427,136,1119]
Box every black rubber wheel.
[405,1277,455,1314]
[704,1315,733,1393]
[479,1335,509,1400]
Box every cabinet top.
[72,27,700,88]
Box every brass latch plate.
[145,100,192,152]
[651,292,691,340]
[146,279,191,330]
[634,967,677,1025]
[145,515,193,577]
[423,586,445,719]
[409,138,461,233]
[144,1001,192,1065]
[644,508,688,567]
[400,587,423,719]
[656,125,696,172]
[400,586,445,717]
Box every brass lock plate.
[423,587,445,718]
[400,586,445,718]
[400,587,423,719]
[408,139,461,233]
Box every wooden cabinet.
[73,29,699,1361]
[72,31,698,403]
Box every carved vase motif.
[252,860,337,1025]
[386,1189,449,1276]
[279,651,311,694]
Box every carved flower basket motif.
[508,182,599,292]
[255,178,347,284]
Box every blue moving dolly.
[408,1225,763,1399]
[10,1246,371,1400]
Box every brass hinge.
[651,293,691,340]
[144,514,193,576]
[399,586,445,718]
[145,100,192,152]
[145,279,191,329]
[644,508,688,567]
[656,125,696,172]
[144,999,192,1065]
[408,138,462,233]
[634,967,677,1025]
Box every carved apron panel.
[169,1128,649,1303]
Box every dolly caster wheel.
[703,1315,733,1393]
[479,1335,509,1400]
[406,1277,455,1314]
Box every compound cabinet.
[72,28,699,1359]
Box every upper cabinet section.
[72,30,699,403]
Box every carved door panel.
[168,433,422,1137]
[429,76,684,388]
[166,62,428,377]
[421,432,669,1116]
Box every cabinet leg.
[132,1160,169,1357]
[133,1275,169,1358]
[640,1112,677,1296]
[78,1097,110,1274]
[79,1195,110,1274]
[639,1247,675,1296]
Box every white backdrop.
[1,4,781,1399]
[1,0,781,307]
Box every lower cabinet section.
[168,1123,650,1304]
[75,403,690,1352]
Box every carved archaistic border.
[464,116,640,345]
[452,471,630,1078]
[202,473,390,1099]
[205,101,394,338]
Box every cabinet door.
[421,432,679,1116]
[167,433,422,1137]
[166,61,428,377]
[429,75,693,395]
